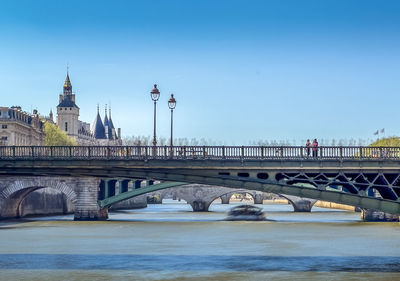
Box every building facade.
[0,107,46,146]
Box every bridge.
[1,145,400,220]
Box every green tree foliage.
[45,122,77,146]
[356,137,400,158]
[370,137,400,147]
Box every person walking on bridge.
[312,139,318,158]
[305,139,311,157]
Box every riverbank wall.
[313,200,360,212]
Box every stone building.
[0,106,46,146]
[0,71,122,146]
[56,72,122,145]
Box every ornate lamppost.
[168,94,177,148]
[150,84,160,147]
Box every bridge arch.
[149,186,268,211]
[0,178,77,219]
[278,194,317,212]
[124,170,400,215]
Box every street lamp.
[168,94,177,147]
[150,84,160,146]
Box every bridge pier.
[220,194,230,204]
[190,200,211,212]
[283,195,317,212]
[74,178,108,221]
[253,193,264,204]
[361,209,399,222]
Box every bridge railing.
[0,146,400,160]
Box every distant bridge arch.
[151,185,268,211]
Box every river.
[0,200,399,280]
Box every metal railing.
[0,146,399,161]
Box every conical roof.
[58,72,78,108]
[108,107,115,129]
[108,108,116,139]
[64,73,72,88]
[104,112,109,128]
[103,106,114,139]
[92,107,106,139]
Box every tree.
[370,137,400,147]
[45,122,77,146]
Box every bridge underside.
[97,172,400,215]
[2,159,400,215]
[93,168,400,215]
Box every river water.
[0,201,399,280]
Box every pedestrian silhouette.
[312,139,318,157]
[305,139,311,157]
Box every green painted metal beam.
[98,181,187,209]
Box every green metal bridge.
[1,145,400,215]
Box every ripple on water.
[0,202,399,280]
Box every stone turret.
[56,71,80,138]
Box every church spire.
[58,68,78,108]
[49,109,53,122]
[63,66,72,95]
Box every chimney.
[118,128,121,139]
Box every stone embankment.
[313,200,361,212]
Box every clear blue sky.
[0,0,399,144]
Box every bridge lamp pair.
[150,84,177,147]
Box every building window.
[1,136,7,140]
[70,108,72,110]
[1,125,7,129]
[60,108,62,111]
[65,122,68,132]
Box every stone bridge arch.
[149,184,240,211]
[0,177,78,219]
[0,176,105,221]
[279,195,317,212]
[219,190,316,211]
[149,185,272,211]
[219,190,268,204]
[151,185,315,212]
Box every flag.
[374,130,379,135]
[381,128,385,133]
